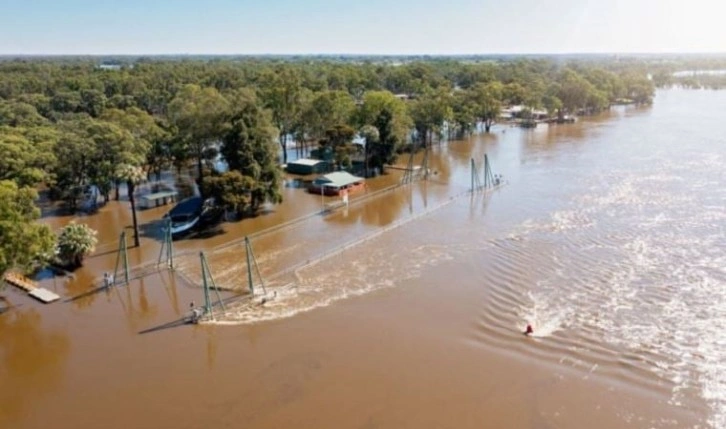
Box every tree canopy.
[0,181,55,275]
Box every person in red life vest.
[524,324,534,335]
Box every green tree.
[101,107,167,180]
[470,82,503,132]
[292,88,314,158]
[0,100,47,127]
[451,89,477,138]
[50,91,82,115]
[203,171,255,217]
[84,119,146,201]
[56,222,97,268]
[0,126,57,187]
[260,67,303,164]
[362,108,400,175]
[409,88,453,145]
[556,69,605,115]
[0,181,55,276]
[373,109,399,171]
[503,82,527,106]
[306,90,356,140]
[542,92,564,118]
[651,70,674,88]
[168,84,231,184]
[51,124,96,211]
[356,90,412,145]
[17,93,52,118]
[219,95,282,212]
[359,124,379,177]
[79,89,107,117]
[319,125,357,170]
[621,72,655,105]
[582,68,623,102]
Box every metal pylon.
[157,218,174,270]
[401,143,417,184]
[471,158,482,192]
[483,154,495,188]
[244,236,267,296]
[200,251,225,319]
[112,231,129,285]
[420,141,430,180]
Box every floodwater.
[1,88,725,429]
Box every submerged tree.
[471,82,503,133]
[356,90,412,146]
[319,125,357,170]
[101,107,167,180]
[51,123,96,211]
[409,88,453,145]
[621,72,655,105]
[451,90,477,138]
[220,94,282,214]
[168,84,230,186]
[364,108,399,175]
[260,67,303,164]
[56,222,97,268]
[203,171,255,217]
[359,124,379,178]
[84,119,147,201]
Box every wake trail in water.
[469,151,726,428]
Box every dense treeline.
[627,56,726,89]
[1,56,657,276]
[653,71,726,90]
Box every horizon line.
[2,51,726,57]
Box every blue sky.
[2,0,724,55]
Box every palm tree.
[57,222,98,267]
[117,164,146,247]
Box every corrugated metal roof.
[289,158,324,166]
[313,171,364,187]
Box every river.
[1,88,724,429]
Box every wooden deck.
[3,272,60,303]
[29,288,61,303]
[4,272,35,291]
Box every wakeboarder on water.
[524,324,534,336]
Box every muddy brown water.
[2,89,725,428]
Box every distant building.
[500,105,549,121]
[309,172,366,196]
[394,93,416,101]
[310,146,335,162]
[97,64,123,71]
[285,158,330,175]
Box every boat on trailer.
[164,196,221,238]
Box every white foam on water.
[206,232,460,326]
[499,155,726,428]
[516,290,572,338]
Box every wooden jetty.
[3,272,60,303]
